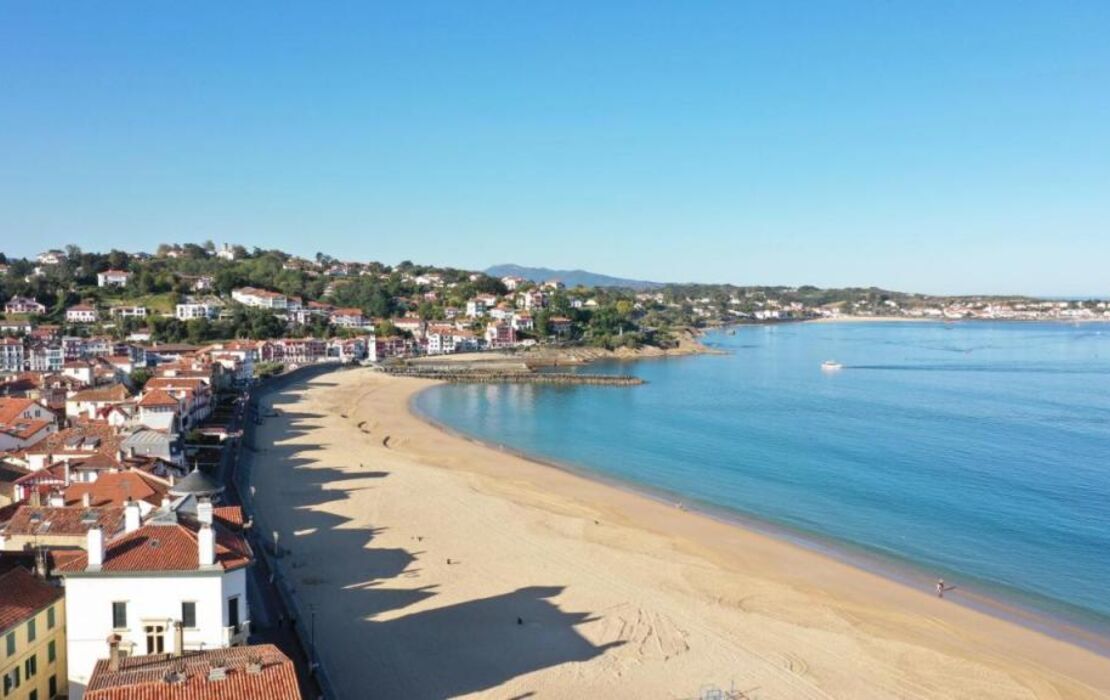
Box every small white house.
[97,269,131,287]
[66,304,100,324]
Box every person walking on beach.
[936,578,945,598]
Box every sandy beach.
[246,368,1110,699]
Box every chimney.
[174,621,184,657]
[107,634,121,671]
[29,489,42,507]
[124,498,141,533]
[82,492,92,507]
[197,498,213,526]
[198,523,215,568]
[34,547,49,579]
[161,495,171,510]
[87,525,104,570]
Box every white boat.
[821,360,843,371]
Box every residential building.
[0,566,66,700]
[36,250,66,265]
[175,299,223,321]
[66,305,99,324]
[0,398,56,452]
[108,306,146,320]
[329,307,367,328]
[231,287,288,311]
[484,322,517,349]
[57,499,252,699]
[83,643,298,700]
[4,297,47,315]
[65,385,132,421]
[96,270,131,288]
[0,338,24,373]
[28,345,64,373]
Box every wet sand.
[247,368,1110,699]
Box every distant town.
[1,243,1106,377]
[0,241,1107,699]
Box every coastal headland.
[246,367,1110,699]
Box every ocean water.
[413,322,1110,635]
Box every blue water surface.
[413,322,1110,629]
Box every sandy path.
[247,368,1110,700]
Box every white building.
[97,270,131,287]
[37,250,67,265]
[28,345,64,372]
[0,337,24,372]
[4,296,47,315]
[66,304,99,324]
[110,305,147,319]
[58,498,252,699]
[231,287,288,311]
[175,299,223,321]
[216,243,238,260]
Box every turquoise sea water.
[413,322,1110,636]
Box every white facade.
[97,270,131,287]
[64,567,248,699]
[66,306,99,323]
[232,287,288,310]
[0,338,23,372]
[110,306,147,319]
[176,302,222,320]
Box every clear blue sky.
[1,3,1108,295]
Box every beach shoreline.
[409,386,1110,653]
[248,367,1110,699]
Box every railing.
[230,363,345,699]
[222,621,251,646]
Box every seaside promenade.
[241,368,1110,699]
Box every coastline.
[409,388,1110,653]
[248,368,1110,699]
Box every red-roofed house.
[84,643,298,700]
[59,500,252,697]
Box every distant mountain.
[485,264,665,291]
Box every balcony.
[222,621,250,646]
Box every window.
[26,618,36,643]
[46,606,55,630]
[143,624,165,655]
[227,596,240,632]
[29,690,37,700]
[2,667,19,695]
[111,602,127,629]
[24,653,36,678]
[47,641,56,663]
[181,601,196,629]
[3,631,12,657]
[48,675,57,699]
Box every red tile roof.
[55,518,251,574]
[0,567,63,635]
[65,471,170,508]
[85,644,299,700]
[2,505,124,537]
[139,389,180,408]
[68,384,132,404]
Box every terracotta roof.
[55,517,251,574]
[145,377,207,390]
[2,505,124,537]
[0,567,63,635]
[0,418,52,441]
[213,506,244,530]
[25,423,122,457]
[65,471,170,508]
[85,644,299,700]
[0,398,47,424]
[139,389,180,408]
[68,384,132,404]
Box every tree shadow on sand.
[250,372,627,699]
